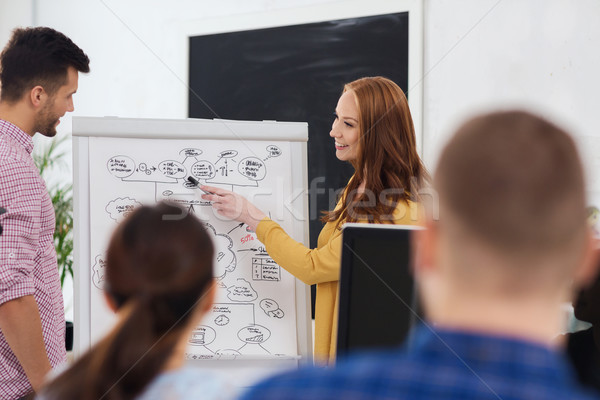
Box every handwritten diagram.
[186,302,279,360]
[88,137,298,357]
[106,145,280,191]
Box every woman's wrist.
[245,207,267,232]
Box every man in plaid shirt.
[242,111,600,400]
[0,27,89,399]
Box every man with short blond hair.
[242,110,599,400]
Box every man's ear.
[200,281,216,314]
[412,220,437,277]
[574,229,600,288]
[187,281,216,326]
[103,291,119,313]
[29,86,46,108]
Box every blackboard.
[188,12,409,251]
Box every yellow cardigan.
[255,199,422,365]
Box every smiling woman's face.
[330,90,360,162]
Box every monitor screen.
[336,224,422,359]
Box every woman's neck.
[162,333,190,371]
[357,180,366,192]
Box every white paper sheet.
[88,136,299,358]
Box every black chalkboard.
[189,13,409,315]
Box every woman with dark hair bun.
[202,76,429,365]
[39,202,233,399]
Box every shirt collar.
[408,323,572,382]
[0,119,34,154]
[412,323,559,355]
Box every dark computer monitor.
[336,223,422,359]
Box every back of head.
[43,202,214,400]
[105,202,213,307]
[435,110,587,284]
[0,26,90,103]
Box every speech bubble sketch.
[238,157,266,181]
[214,314,230,326]
[259,298,278,314]
[238,324,271,344]
[107,155,135,178]
[204,223,236,279]
[91,255,106,290]
[259,298,285,319]
[105,197,141,223]
[219,150,238,158]
[179,148,203,158]
[191,160,216,180]
[158,160,187,179]
[264,145,282,161]
[227,278,258,302]
[188,325,216,346]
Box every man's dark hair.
[0,26,90,103]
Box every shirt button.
[8,253,15,258]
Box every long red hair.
[322,76,428,225]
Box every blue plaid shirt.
[241,325,599,400]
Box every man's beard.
[33,100,59,137]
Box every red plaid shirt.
[0,120,66,399]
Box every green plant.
[33,136,73,286]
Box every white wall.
[0,0,32,46]
[423,0,600,195]
[1,0,600,316]
[2,0,597,178]
[4,0,597,177]
[21,0,352,121]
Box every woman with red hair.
[203,77,428,364]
